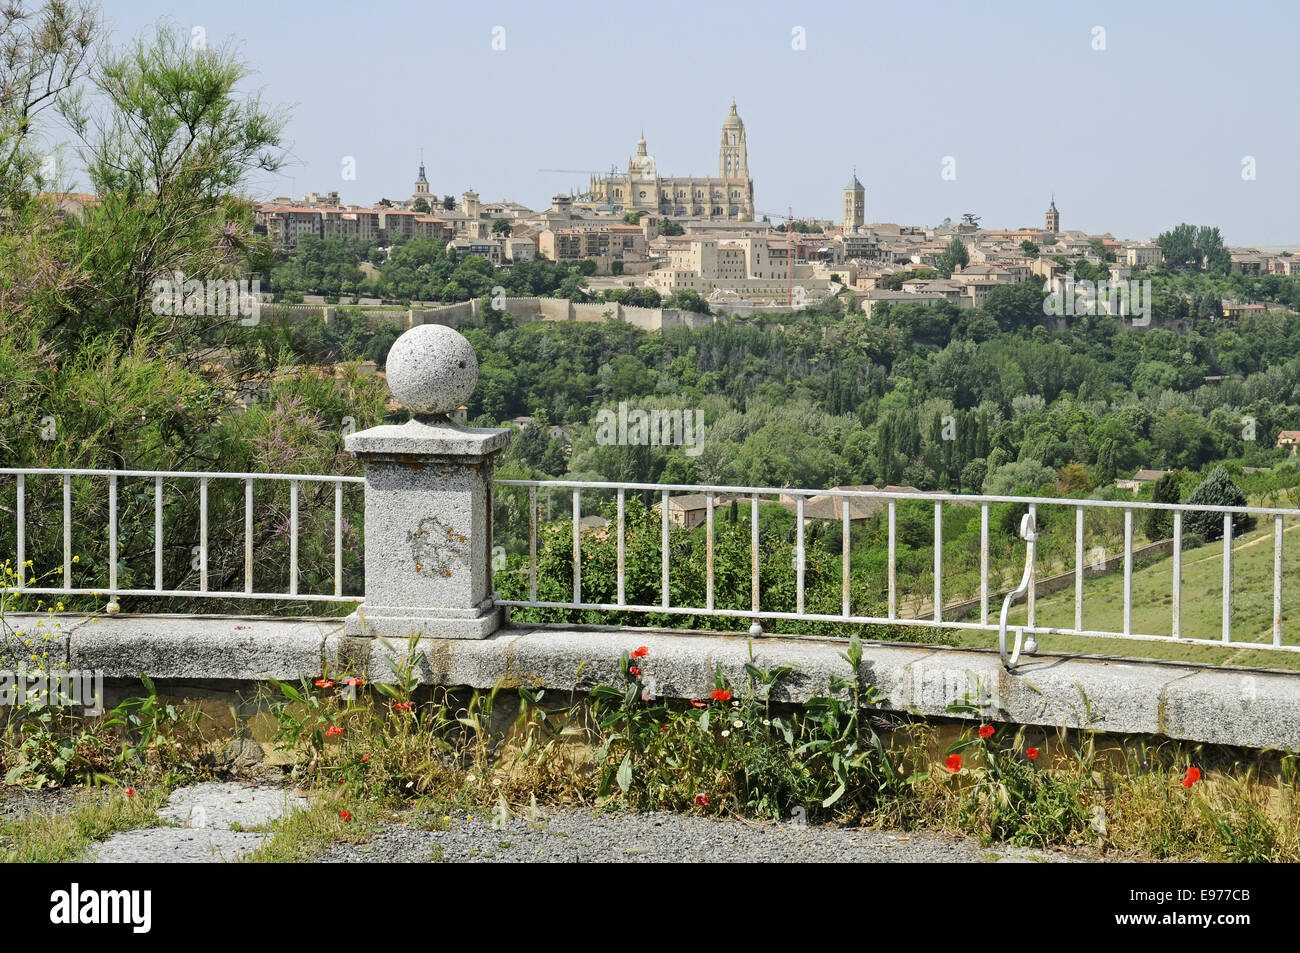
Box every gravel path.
[314,808,1110,863]
[87,781,309,863]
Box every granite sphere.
[385,324,479,415]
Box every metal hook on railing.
[998,510,1038,669]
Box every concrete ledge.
[48,614,345,682]
[33,614,1300,751]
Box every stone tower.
[412,156,430,206]
[718,99,748,181]
[843,170,865,233]
[1045,195,1060,233]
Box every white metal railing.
[494,479,1298,668]
[0,468,364,604]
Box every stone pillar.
[344,323,509,639]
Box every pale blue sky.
[99,0,1298,244]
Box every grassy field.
[947,515,1300,671]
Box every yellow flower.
[72,556,79,563]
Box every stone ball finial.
[385,323,479,417]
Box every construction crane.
[537,165,621,205]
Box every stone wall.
[269,296,721,333]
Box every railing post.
[344,324,510,639]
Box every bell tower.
[843,170,865,233]
[718,99,748,180]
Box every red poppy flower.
[628,666,641,677]
[339,810,353,822]
[315,678,335,688]
[337,778,345,784]
[344,677,364,687]
[711,689,731,702]
[945,754,962,773]
[694,794,708,806]
[1026,747,1039,760]
[361,754,370,762]
[394,701,412,711]
[690,699,708,708]
[125,787,135,797]
[326,725,343,736]
[631,646,649,658]
[978,725,995,739]
[1182,767,1201,788]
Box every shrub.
[1142,470,1182,540]
[1184,465,1252,541]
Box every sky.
[97,0,1299,245]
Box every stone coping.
[13,613,1298,751]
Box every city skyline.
[98,0,1300,245]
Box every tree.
[491,217,512,236]
[659,219,684,236]
[936,237,969,277]
[411,197,430,213]
[442,195,455,210]
[1184,465,1252,541]
[961,212,981,227]
[1142,471,1181,540]
[58,21,288,344]
[1020,240,1039,258]
[664,289,711,314]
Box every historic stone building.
[1045,195,1060,233]
[589,100,755,221]
[842,171,865,233]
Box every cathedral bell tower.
[718,98,748,180]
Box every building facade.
[588,100,755,221]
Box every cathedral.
[588,100,756,221]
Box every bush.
[1184,465,1252,541]
[1142,471,1182,540]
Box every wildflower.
[125,787,135,798]
[71,556,79,564]
[945,754,962,773]
[694,794,708,806]
[492,777,502,787]
[338,778,346,784]
[466,774,476,782]
[1026,747,1039,760]
[762,718,771,726]
[630,646,649,658]
[690,699,708,708]
[660,725,669,733]
[1182,767,1201,788]
[733,720,743,728]
[721,730,731,738]
[628,666,641,677]
[361,754,371,762]
[978,725,995,739]
[711,689,731,702]
[641,690,655,701]
[394,701,412,711]
[315,678,335,688]
[339,810,353,822]
[325,725,343,737]
[344,677,364,687]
